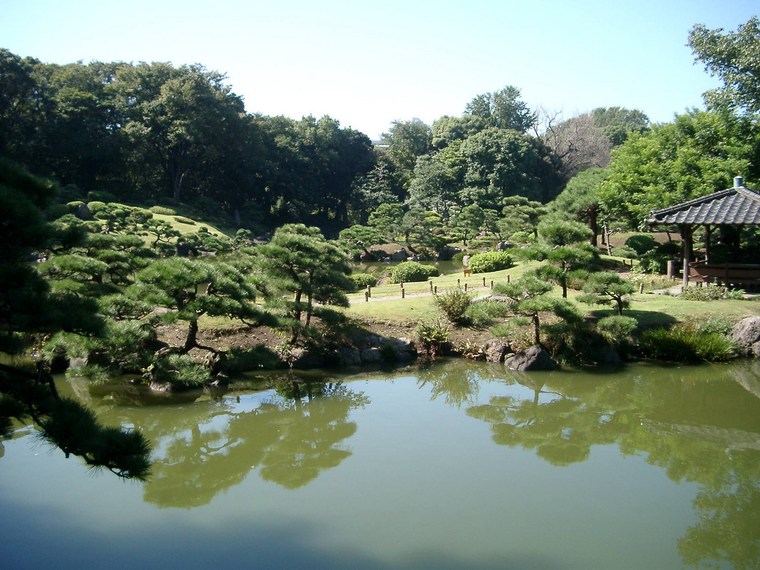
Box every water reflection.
[463,361,760,569]
[40,360,760,568]
[82,379,369,508]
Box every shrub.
[680,284,744,301]
[349,273,378,290]
[613,245,639,259]
[434,288,473,325]
[624,234,657,255]
[467,251,513,273]
[149,205,176,215]
[466,300,510,328]
[174,216,196,225]
[639,241,680,274]
[222,345,282,373]
[86,200,108,215]
[390,261,439,283]
[86,190,117,203]
[638,326,738,362]
[509,231,535,245]
[415,320,449,358]
[149,354,211,387]
[46,203,69,220]
[596,315,638,345]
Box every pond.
[2,360,759,569]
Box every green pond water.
[2,359,759,569]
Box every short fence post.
[367,285,371,298]
[364,291,369,302]
[429,281,433,292]
[464,283,468,292]
[434,285,438,294]
[490,280,494,289]
[401,287,405,299]
[482,277,486,287]
[457,278,461,287]
[639,283,644,294]
[507,274,511,283]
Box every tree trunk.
[183,318,199,353]
[532,313,541,345]
[588,206,598,247]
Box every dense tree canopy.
[689,16,760,115]
[598,110,757,228]
[0,159,151,479]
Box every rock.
[74,203,92,220]
[483,339,512,363]
[360,347,383,364]
[333,347,362,367]
[289,347,325,370]
[437,245,461,261]
[382,337,417,362]
[504,345,558,371]
[731,316,760,357]
[390,249,408,261]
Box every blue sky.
[2,0,757,139]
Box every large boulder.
[504,345,558,371]
[331,347,362,367]
[483,339,512,363]
[390,249,409,262]
[731,316,760,357]
[289,347,326,370]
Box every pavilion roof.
[648,183,760,225]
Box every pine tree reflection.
[97,380,368,507]
[464,364,760,568]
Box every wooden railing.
[689,261,760,286]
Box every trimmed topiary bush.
[596,315,638,345]
[349,273,378,290]
[86,190,117,203]
[624,234,657,255]
[613,245,639,259]
[467,251,513,273]
[149,205,176,215]
[639,241,680,274]
[390,261,439,283]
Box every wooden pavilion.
[647,176,760,288]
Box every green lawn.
[345,260,760,329]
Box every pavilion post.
[681,224,692,289]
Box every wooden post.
[681,224,692,290]
[490,280,494,289]
[429,281,433,292]
[464,283,468,292]
[482,277,486,287]
[457,278,461,287]
[639,283,644,294]
[507,274,511,283]
[434,285,438,294]
[367,285,371,298]
[364,291,369,302]
[401,287,405,299]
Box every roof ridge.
[650,187,736,216]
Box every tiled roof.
[648,186,760,225]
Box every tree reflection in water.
[463,361,760,570]
[96,379,369,508]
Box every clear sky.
[1,0,757,139]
